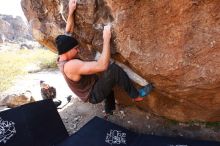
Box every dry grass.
[0,48,57,92]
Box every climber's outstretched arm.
[65,0,77,33]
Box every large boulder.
[0,91,34,108]
[21,0,220,122]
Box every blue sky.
[0,0,26,21]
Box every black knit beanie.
[55,35,79,55]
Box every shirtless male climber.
[55,0,153,116]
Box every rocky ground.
[0,69,220,142]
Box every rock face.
[0,14,32,42]
[21,0,220,121]
[0,91,34,108]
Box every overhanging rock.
[21,0,220,122]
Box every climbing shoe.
[132,83,154,102]
[132,97,144,102]
[138,83,154,97]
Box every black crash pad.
[0,99,68,146]
[56,116,220,146]
[1,100,219,146]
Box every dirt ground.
[1,69,220,142]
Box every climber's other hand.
[69,0,77,14]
